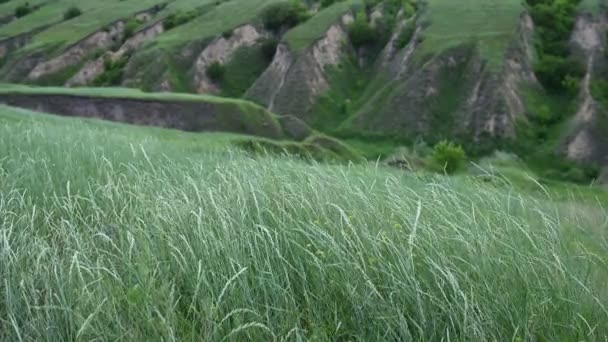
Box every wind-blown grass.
[1,105,608,340]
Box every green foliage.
[123,18,142,40]
[526,0,583,92]
[92,56,130,87]
[206,61,225,82]
[221,44,273,97]
[163,9,199,30]
[395,19,415,49]
[260,37,279,61]
[14,3,31,18]
[347,11,376,47]
[534,54,584,93]
[63,6,82,21]
[428,140,467,174]
[261,1,310,31]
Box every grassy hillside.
[1,105,608,340]
[283,0,361,53]
[417,0,523,70]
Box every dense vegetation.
[1,106,607,340]
[526,0,584,93]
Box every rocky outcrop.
[246,14,352,120]
[193,24,268,94]
[562,13,608,167]
[28,6,162,81]
[28,21,126,80]
[0,93,284,139]
[464,13,538,137]
[352,12,537,141]
[66,21,165,87]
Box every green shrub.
[63,6,82,21]
[534,54,584,93]
[260,38,279,61]
[526,0,583,92]
[123,18,142,41]
[163,10,198,31]
[395,20,415,49]
[348,11,376,47]
[428,140,467,174]
[14,3,31,18]
[92,55,130,87]
[206,61,225,82]
[261,2,309,32]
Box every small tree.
[63,6,82,20]
[347,11,376,48]
[206,61,225,82]
[428,140,466,174]
[261,2,309,32]
[15,3,32,18]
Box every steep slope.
[562,10,608,173]
[245,8,355,119]
[245,0,534,145]
[0,84,285,138]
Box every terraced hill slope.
[0,0,607,183]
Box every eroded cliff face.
[0,93,284,138]
[562,13,608,170]
[28,22,127,80]
[350,12,537,142]
[193,24,268,94]
[66,21,165,87]
[246,14,353,120]
[26,6,162,82]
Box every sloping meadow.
[1,105,607,340]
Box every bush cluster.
[261,2,310,32]
[92,55,129,87]
[427,140,467,174]
[14,3,32,18]
[206,61,225,82]
[527,0,584,93]
[163,10,198,31]
[63,6,82,21]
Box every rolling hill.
[0,0,606,183]
[1,0,608,339]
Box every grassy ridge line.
[0,103,252,148]
[154,0,283,48]
[0,83,272,106]
[23,0,164,53]
[0,0,155,40]
[284,0,362,53]
[0,104,607,339]
[0,0,46,18]
[418,0,523,69]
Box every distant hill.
[0,0,607,183]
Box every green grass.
[1,103,608,340]
[23,0,161,53]
[220,44,272,98]
[0,0,46,18]
[154,0,282,48]
[417,0,523,70]
[0,0,153,41]
[283,0,362,53]
[0,83,272,105]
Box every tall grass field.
[1,105,608,340]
